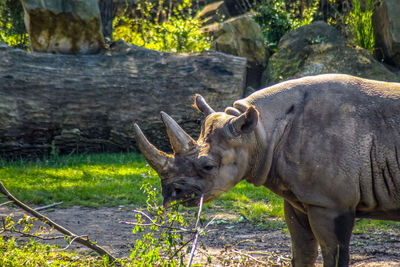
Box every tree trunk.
[98,0,114,42]
[0,43,246,158]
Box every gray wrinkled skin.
[135,74,400,267]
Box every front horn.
[134,123,172,172]
[160,111,195,154]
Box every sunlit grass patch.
[206,181,286,230]
[354,219,400,234]
[216,181,284,219]
[0,153,161,207]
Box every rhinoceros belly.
[356,143,400,220]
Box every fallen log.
[0,43,246,158]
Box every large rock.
[21,0,105,54]
[207,14,269,89]
[0,42,246,158]
[264,21,399,85]
[372,0,400,67]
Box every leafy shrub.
[0,0,29,49]
[349,0,375,53]
[130,183,190,266]
[113,0,210,53]
[253,0,318,50]
[253,0,292,49]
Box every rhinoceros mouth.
[162,180,204,208]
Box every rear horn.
[160,111,195,154]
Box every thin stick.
[231,248,269,265]
[0,181,120,266]
[0,201,12,207]
[34,202,63,211]
[186,194,204,267]
[122,220,193,233]
[170,236,195,260]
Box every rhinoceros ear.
[193,94,215,116]
[229,106,259,136]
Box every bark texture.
[0,43,246,158]
[372,0,400,67]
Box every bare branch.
[0,181,120,266]
[186,194,204,267]
[170,236,195,260]
[129,209,194,233]
[34,202,63,211]
[2,228,65,241]
[53,235,82,252]
[122,220,193,233]
[0,201,12,207]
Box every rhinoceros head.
[134,94,259,207]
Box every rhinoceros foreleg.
[284,201,318,267]
[307,207,355,267]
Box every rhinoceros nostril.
[174,188,183,196]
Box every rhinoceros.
[134,74,400,267]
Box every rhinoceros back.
[238,74,400,218]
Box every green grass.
[354,218,400,234]
[217,181,284,219]
[0,153,160,207]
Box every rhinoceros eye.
[203,165,214,171]
[197,156,216,173]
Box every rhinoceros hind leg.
[307,206,355,267]
[284,201,318,267]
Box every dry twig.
[0,201,12,207]
[34,202,63,211]
[231,248,270,265]
[186,194,204,267]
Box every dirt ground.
[1,206,400,266]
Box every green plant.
[0,0,29,49]
[253,0,292,49]
[130,183,191,266]
[50,140,59,157]
[349,0,375,53]
[253,0,318,50]
[113,0,210,53]
[306,35,328,45]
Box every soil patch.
[1,206,400,266]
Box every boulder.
[0,42,246,158]
[21,0,105,54]
[208,14,269,89]
[264,21,399,86]
[372,0,400,67]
